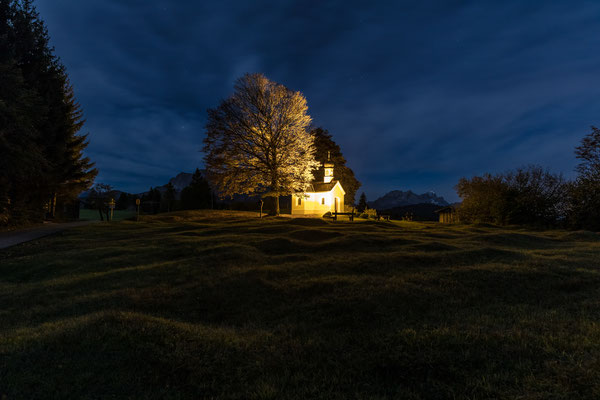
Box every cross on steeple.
[324,152,334,183]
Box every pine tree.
[180,169,212,210]
[0,0,96,224]
[50,83,97,212]
[204,73,319,215]
[311,127,361,205]
[0,0,47,222]
[151,187,161,214]
[116,192,130,210]
[357,192,368,212]
[163,182,176,212]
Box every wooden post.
[51,193,57,219]
[108,198,115,221]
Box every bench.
[332,210,356,221]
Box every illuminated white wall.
[291,183,345,215]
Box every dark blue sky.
[37,0,600,202]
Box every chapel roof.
[306,180,338,193]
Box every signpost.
[108,198,115,221]
[135,198,140,221]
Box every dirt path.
[0,221,97,250]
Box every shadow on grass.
[2,210,600,399]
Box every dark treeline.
[456,127,600,231]
[0,0,96,225]
[180,169,212,210]
[84,169,215,217]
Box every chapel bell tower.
[323,151,334,183]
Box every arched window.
[297,197,301,206]
[321,198,325,205]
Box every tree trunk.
[275,195,280,216]
[97,205,104,221]
[50,193,56,219]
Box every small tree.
[567,126,600,230]
[456,165,566,226]
[151,187,161,214]
[180,169,212,210]
[88,183,112,221]
[357,192,368,212]
[163,182,176,212]
[575,126,600,178]
[204,73,319,215]
[116,192,130,210]
[503,166,567,225]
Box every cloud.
[35,0,600,199]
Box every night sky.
[36,1,600,202]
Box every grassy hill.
[1,210,600,399]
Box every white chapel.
[292,153,345,215]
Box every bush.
[358,208,378,219]
[566,126,600,231]
[456,165,567,226]
[566,176,600,231]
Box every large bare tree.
[204,73,319,215]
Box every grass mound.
[410,241,459,252]
[244,225,296,235]
[477,232,558,248]
[472,222,500,228]
[287,228,343,242]
[252,237,308,255]
[285,217,330,226]
[196,244,261,263]
[561,230,600,242]
[1,210,599,399]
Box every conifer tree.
[180,169,212,210]
[0,0,47,222]
[163,182,176,212]
[357,192,368,212]
[311,127,361,205]
[116,192,130,210]
[0,0,96,224]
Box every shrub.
[566,127,600,231]
[456,165,566,226]
[358,208,378,219]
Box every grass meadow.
[1,210,600,399]
[79,208,136,222]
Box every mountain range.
[79,172,194,200]
[152,172,193,196]
[368,190,449,210]
[81,172,450,211]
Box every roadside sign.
[135,198,140,206]
[108,198,116,221]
